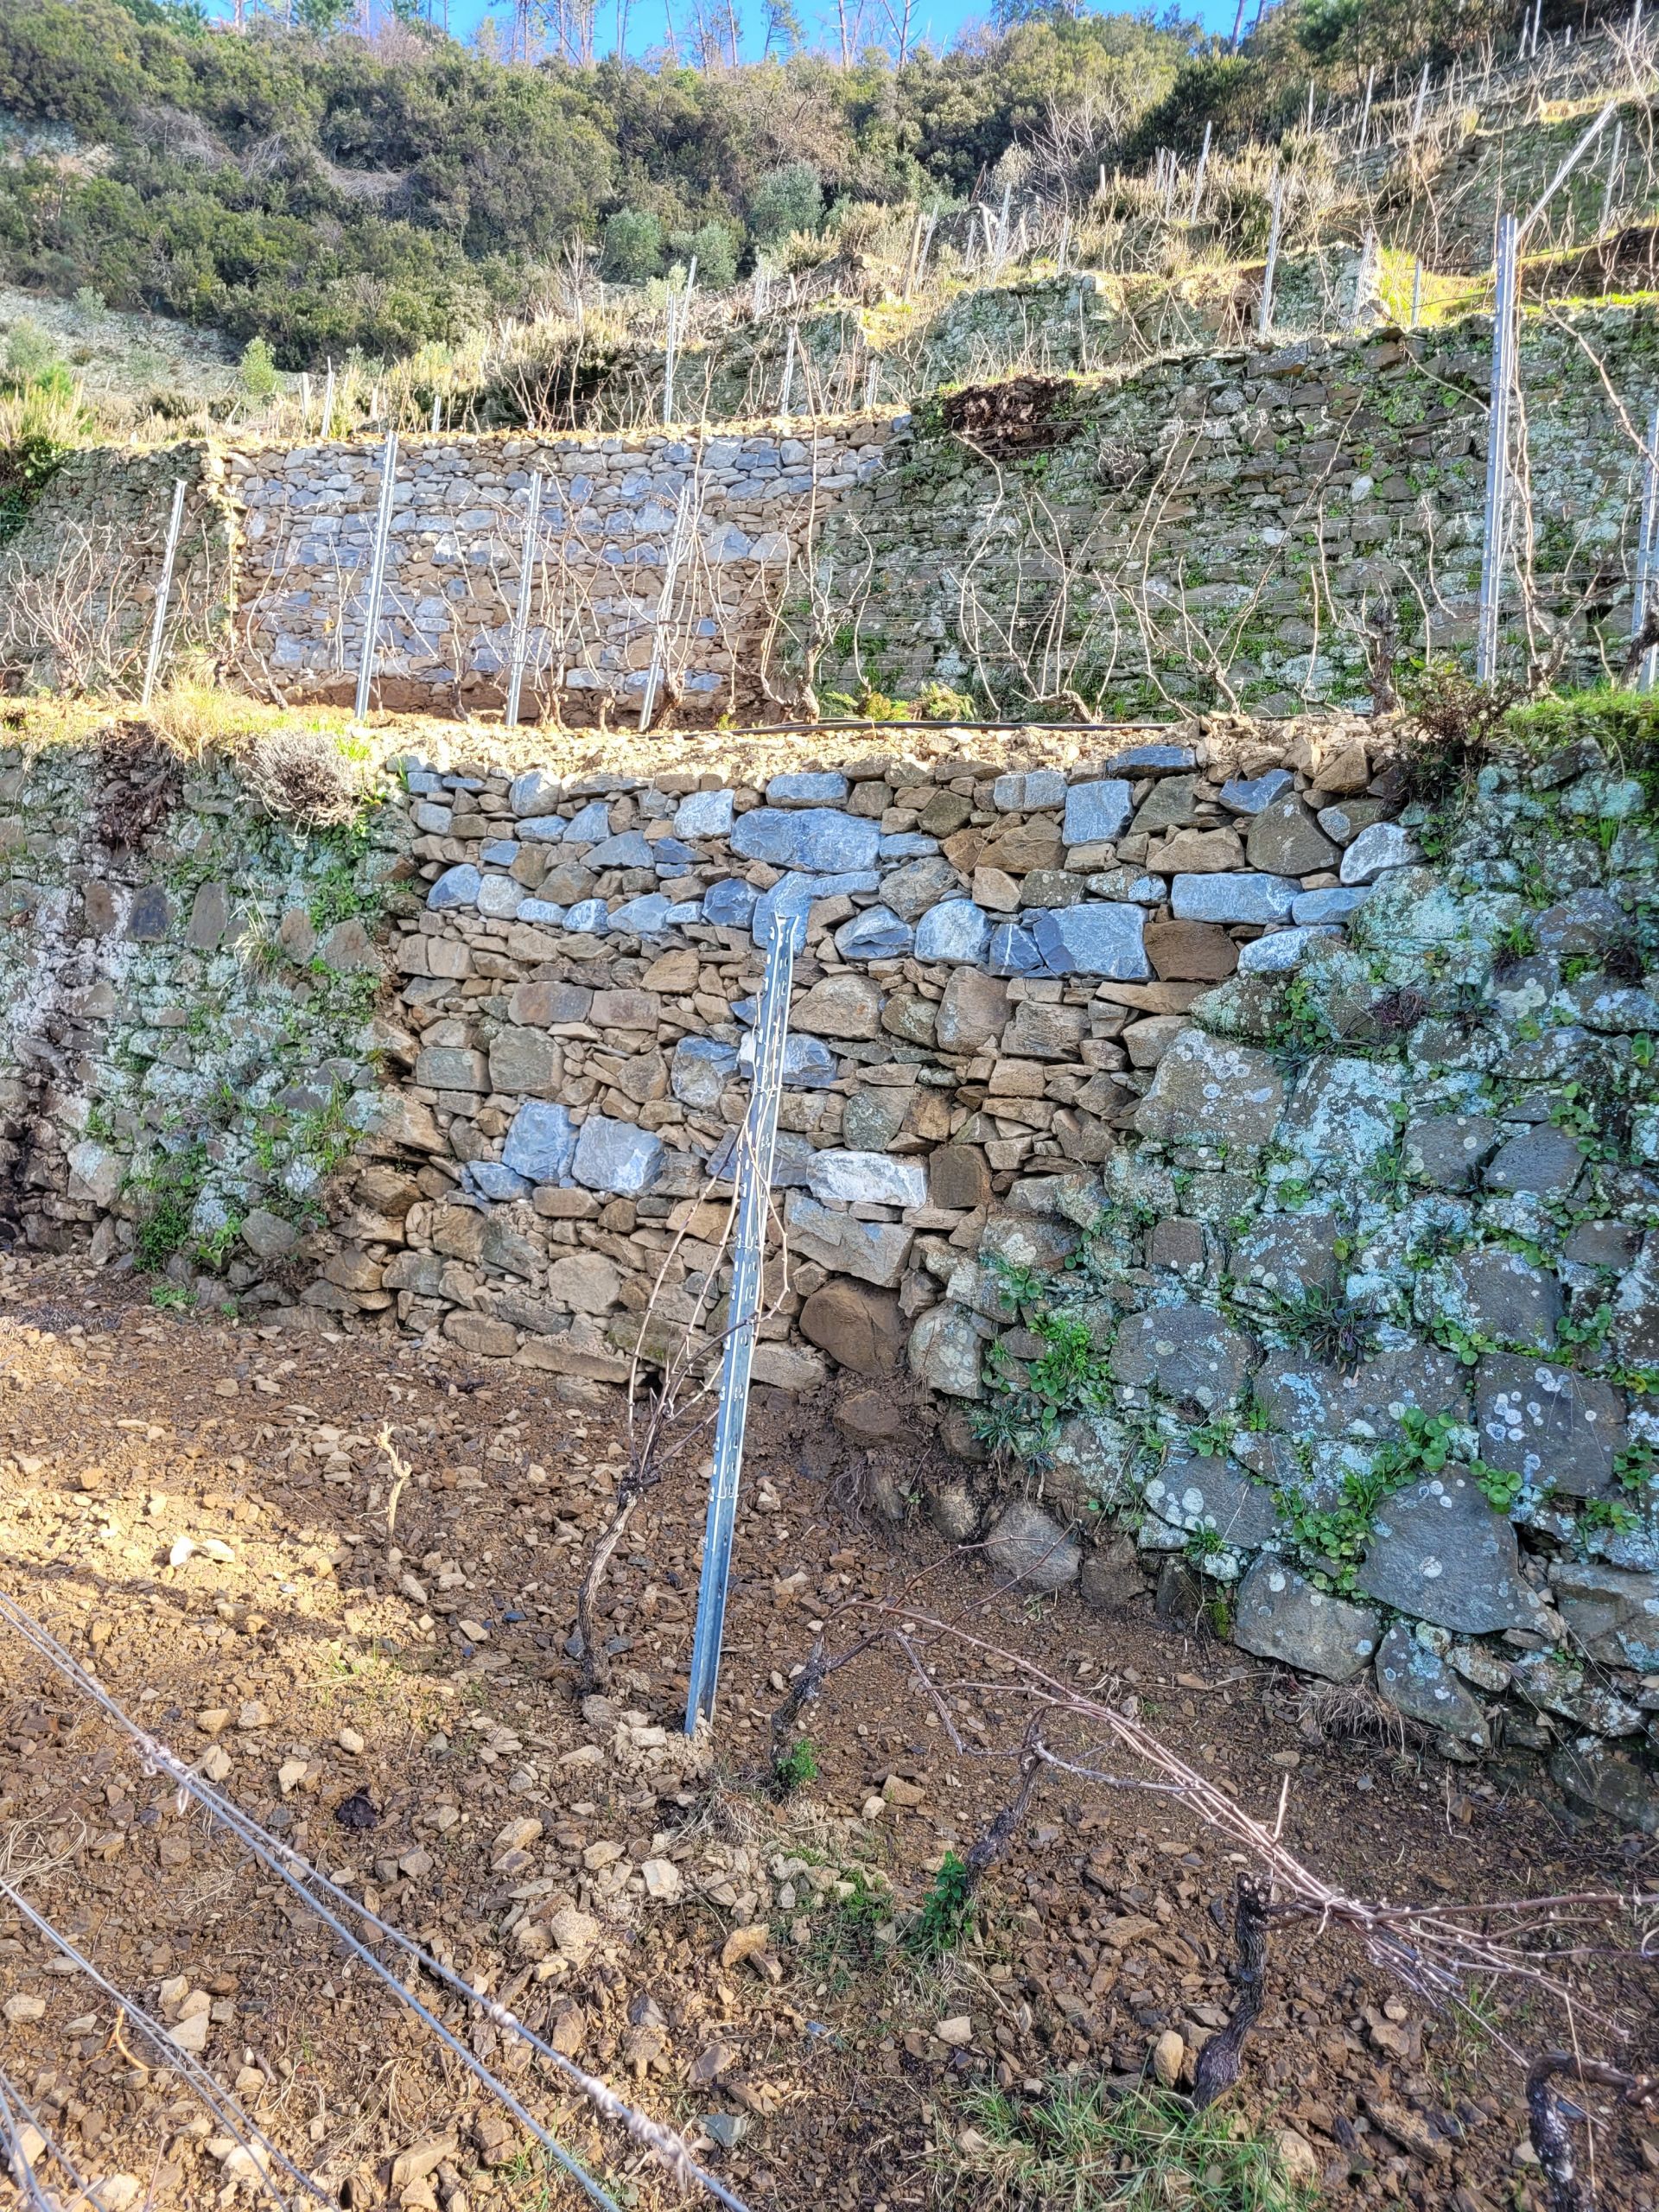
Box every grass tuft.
[936,2081,1316,2211]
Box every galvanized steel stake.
[683,899,805,1733]
[1477,213,1519,684]
[638,480,694,732]
[353,431,399,725]
[504,470,544,730]
[1257,171,1284,340]
[139,479,187,709]
[1633,404,1659,690]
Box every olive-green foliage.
[0,0,1191,363]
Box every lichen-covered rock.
[1373,1624,1488,1745]
[1134,1030,1285,1148]
[1232,1558,1381,1681]
[1143,1452,1280,1548]
[1549,1560,1659,1669]
[1357,1474,1539,1632]
[1475,1354,1623,1498]
[1109,1306,1257,1408]
[1417,1249,1563,1353]
[1402,1113,1501,1190]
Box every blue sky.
[242,0,1236,74]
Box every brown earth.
[0,1249,1655,2212]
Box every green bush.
[602,207,664,283]
[239,334,278,399]
[749,162,822,245]
[671,217,740,289]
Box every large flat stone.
[1475,1354,1623,1498]
[1357,1474,1536,1632]
[1233,1558,1381,1681]
[1109,1305,1257,1408]
[1418,1249,1562,1352]
[807,1149,927,1207]
[729,805,879,873]
[1062,779,1134,845]
[1029,902,1149,979]
[1484,1125,1586,1198]
[1135,1029,1285,1147]
[1257,1345,1469,1440]
[1171,873,1299,925]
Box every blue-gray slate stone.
[1143,1452,1280,1548]
[1373,1624,1488,1742]
[586,830,655,869]
[1030,902,1149,979]
[502,1100,576,1184]
[1233,1557,1381,1681]
[1358,1473,1539,1632]
[563,899,609,933]
[509,768,562,817]
[703,878,758,927]
[1105,743,1198,772]
[562,800,613,845]
[1238,925,1338,974]
[730,806,880,873]
[992,768,1066,811]
[428,864,481,912]
[1062,779,1134,845]
[1219,769,1294,814]
[767,770,849,804]
[608,893,673,936]
[914,899,990,964]
[1293,886,1370,924]
[834,906,914,960]
[573,1113,664,1195]
[988,921,1043,975]
[1172,873,1299,924]
[674,787,734,838]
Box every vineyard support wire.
[0,1587,753,2212]
[0,1878,326,2212]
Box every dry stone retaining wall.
[0,709,1657,1815]
[10,301,1659,721]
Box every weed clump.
[243,725,363,830]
